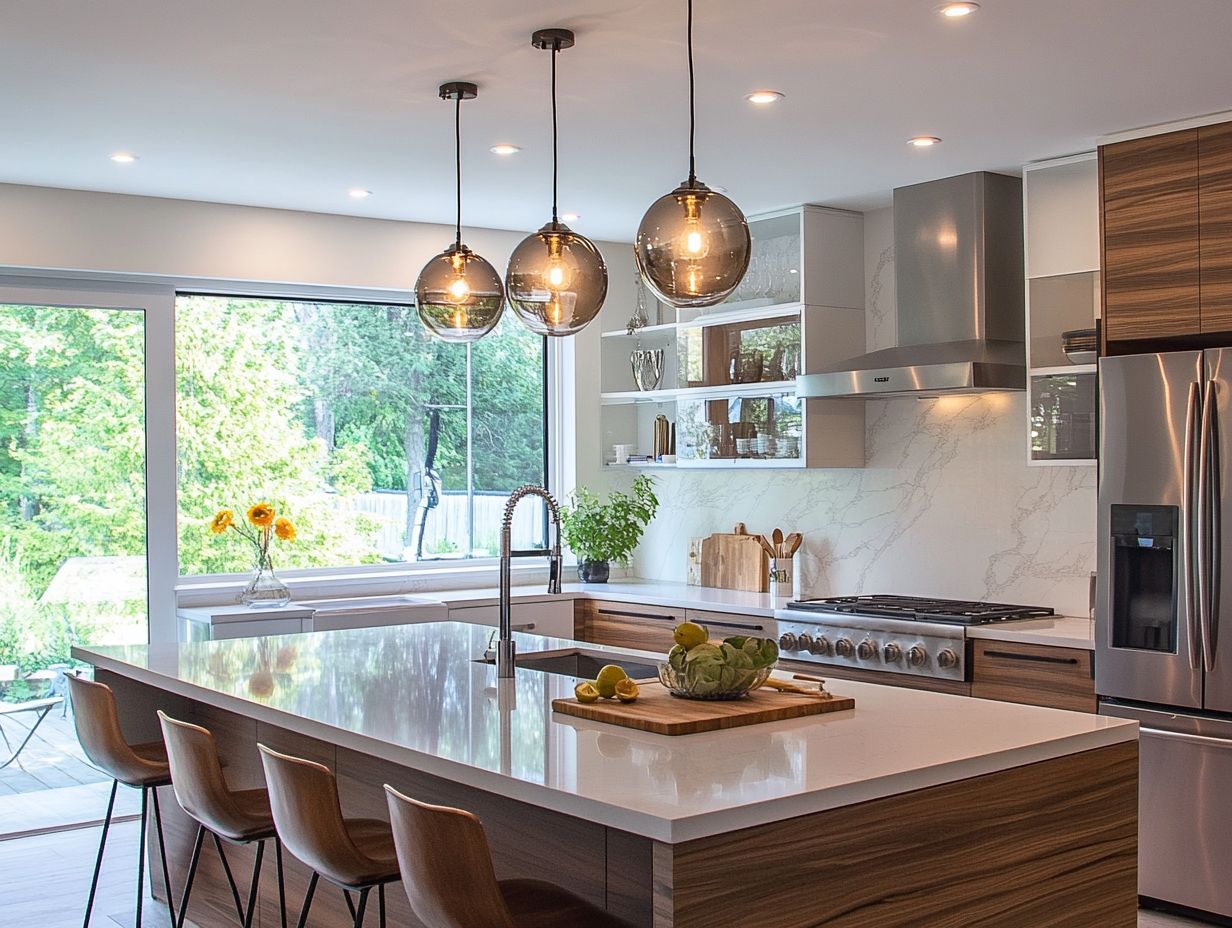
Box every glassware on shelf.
[630,345,665,391]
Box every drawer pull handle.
[597,609,677,622]
[699,619,765,632]
[983,649,1080,666]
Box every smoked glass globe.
[506,222,609,336]
[635,180,751,308]
[415,243,505,343]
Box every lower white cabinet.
[447,600,576,639]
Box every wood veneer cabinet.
[1100,120,1232,347]
[970,639,1096,712]
[1100,128,1201,344]
[1200,121,1232,333]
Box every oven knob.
[883,643,902,663]
[797,633,814,651]
[810,635,831,656]
[778,633,798,651]
[907,646,927,667]
[857,639,877,661]
[835,637,854,658]
[937,648,959,669]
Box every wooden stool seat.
[323,818,398,888]
[384,785,636,928]
[68,674,176,928]
[158,712,287,928]
[500,879,637,928]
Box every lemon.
[594,664,629,699]
[614,678,640,703]
[574,681,601,704]
[673,621,709,650]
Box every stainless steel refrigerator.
[1098,349,1232,920]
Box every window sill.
[175,560,578,609]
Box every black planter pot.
[577,560,610,583]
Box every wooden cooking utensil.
[772,528,784,556]
[784,532,803,556]
[756,534,777,559]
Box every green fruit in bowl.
[667,644,687,673]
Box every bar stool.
[67,674,176,928]
[383,785,635,928]
[257,744,400,928]
[157,712,287,928]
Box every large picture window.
[175,295,547,576]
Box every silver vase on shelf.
[630,346,664,391]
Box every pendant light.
[506,28,609,337]
[415,82,505,343]
[634,0,751,309]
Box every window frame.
[1,271,567,627]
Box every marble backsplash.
[620,207,1098,617]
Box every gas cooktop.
[784,595,1055,626]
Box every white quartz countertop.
[966,615,1096,651]
[76,622,1130,843]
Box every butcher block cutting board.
[552,681,854,735]
[700,529,769,592]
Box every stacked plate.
[1062,328,1099,365]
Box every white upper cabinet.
[1025,155,1100,279]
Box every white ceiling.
[3,0,1231,242]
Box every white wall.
[624,207,1098,616]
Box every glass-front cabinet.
[598,204,866,470]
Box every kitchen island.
[75,622,1137,928]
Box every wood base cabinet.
[971,639,1096,713]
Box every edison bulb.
[506,222,608,337]
[635,179,750,308]
[415,243,505,343]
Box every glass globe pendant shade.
[507,222,609,336]
[415,243,505,343]
[635,180,751,309]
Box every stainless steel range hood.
[797,171,1025,399]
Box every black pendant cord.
[454,93,463,248]
[687,0,697,186]
[551,42,560,225]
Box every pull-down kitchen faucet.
[498,485,563,678]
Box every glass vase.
[241,557,291,608]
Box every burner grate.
[784,594,1054,625]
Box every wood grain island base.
[75,624,1137,928]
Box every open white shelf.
[1029,363,1097,377]
[600,380,799,406]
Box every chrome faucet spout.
[498,485,563,678]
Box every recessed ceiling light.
[490,143,521,156]
[561,212,580,222]
[746,90,784,106]
[908,136,942,148]
[938,2,980,17]
[348,188,372,199]
[110,152,138,164]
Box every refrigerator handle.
[1200,380,1217,673]
[1185,381,1202,670]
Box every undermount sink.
[476,648,660,681]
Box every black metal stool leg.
[82,779,118,928]
[135,786,149,928]
[175,826,205,928]
[212,833,245,922]
[352,887,370,928]
[150,787,177,927]
[294,872,319,928]
[342,888,356,920]
[242,839,265,928]
[378,883,386,928]
[275,838,287,928]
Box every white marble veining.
[612,207,1098,617]
[76,622,1131,843]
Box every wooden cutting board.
[552,681,854,735]
[700,530,769,592]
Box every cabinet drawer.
[582,601,682,652]
[971,640,1095,713]
[684,609,772,636]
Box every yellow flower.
[247,503,275,527]
[209,510,234,534]
[274,517,296,542]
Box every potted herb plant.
[560,476,659,583]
